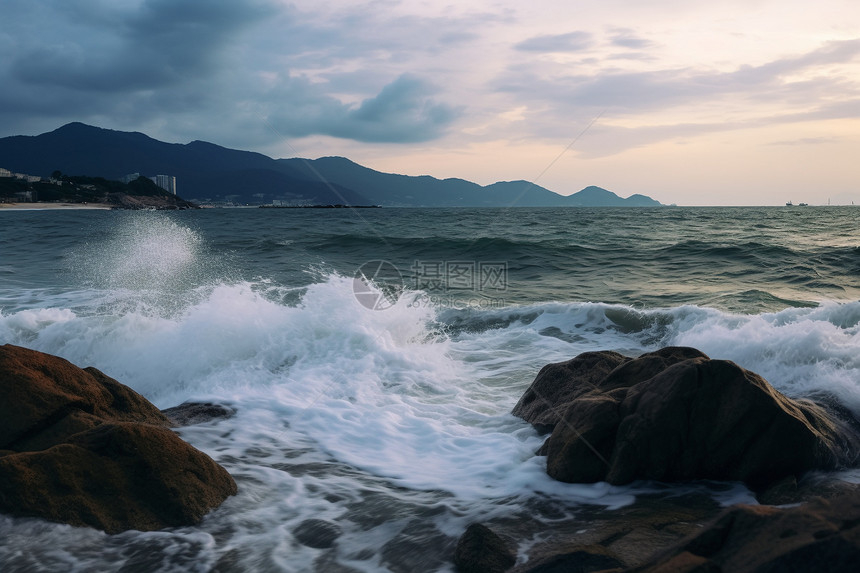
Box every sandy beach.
[0,202,113,210]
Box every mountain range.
[0,123,662,207]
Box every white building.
[154,174,177,195]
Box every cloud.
[1,0,858,175]
[484,37,860,158]
[0,0,463,145]
[268,74,461,143]
[514,31,594,52]
[9,0,273,92]
[495,38,860,115]
[767,137,840,146]
[608,28,654,49]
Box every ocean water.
[1,206,859,571]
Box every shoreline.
[0,202,113,210]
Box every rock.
[512,351,631,433]
[629,487,860,573]
[518,347,860,488]
[0,344,171,451]
[454,523,516,573]
[756,473,860,506]
[162,402,236,426]
[293,519,343,549]
[491,489,723,573]
[516,544,624,573]
[0,344,236,533]
[0,422,238,533]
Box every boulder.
[0,344,171,451]
[516,347,860,488]
[0,344,236,533]
[512,351,630,433]
[454,523,516,573]
[0,422,237,533]
[162,402,236,426]
[629,488,860,573]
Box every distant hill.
[0,123,662,207]
[0,123,367,206]
[278,156,661,207]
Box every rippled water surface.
[1,206,859,571]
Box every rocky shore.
[455,347,860,572]
[2,343,858,571]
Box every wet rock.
[518,347,860,488]
[756,473,860,506]
[382,519,456,573]
[517,544,624,573]
[0,422,237,533]
[454,523,516,573]
[0,344,171,452]
[630,487,860,573]
[0,344,237,533]
[512,351,630,433]
[162,402,236,426]
[497,489,724,573]
[293,519,343,549]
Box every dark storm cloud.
[514,32,594,52]
[268,74,461,143]
[0,0,461,145]
[9,0,273,92]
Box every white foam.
[662,302,860,413]
[4,283,860,499]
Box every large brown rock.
[0,422,237,533]
[511,351,631,433]
[629,488,860,573]
[0,344,236,533]
[516,347,860,488]
[0,344,171,451]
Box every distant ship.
[786,201,793,206]
[785,201,809,206]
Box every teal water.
[5,207,860,310]
[1,206,859,571]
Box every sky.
[2,0,859,206]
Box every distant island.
[0,123,663,208]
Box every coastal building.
[13,173,41,183]
[158,175,176,195]
[125,172,177,195]
[0,168,12,178]
[150,174,177,195]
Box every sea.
[1,206,860,572]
